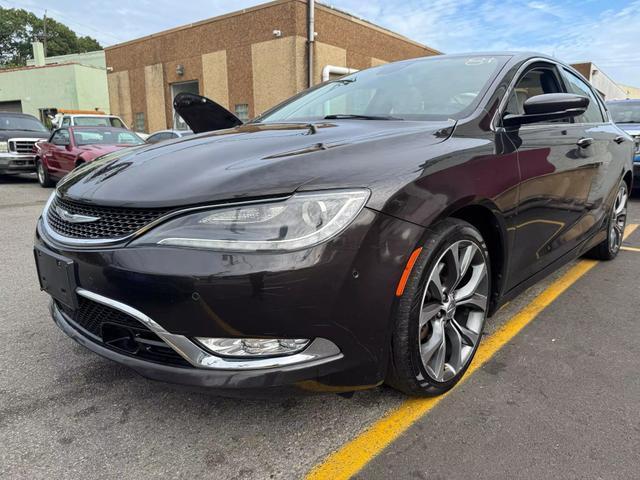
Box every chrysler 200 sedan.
[34,53,633,396]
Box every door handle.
[576,137,593,148]
[613,135,626,144]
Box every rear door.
[503,61,602,288]
[559,67,625,232]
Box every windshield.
[74,116,126,128]
[607,102,640,124]
[73,129,144,146]
[259,55,507,122]
[0,115,48,132]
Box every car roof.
[65,114,121,118]
[0,111,40,119]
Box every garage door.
[0,100,23,113]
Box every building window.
[235,104,249,122]
[134,112,145,132]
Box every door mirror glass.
[503,93,589,127]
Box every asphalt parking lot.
[1,174,639,479]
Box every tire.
[585,181,628,261]
[387,218,491,396]
[36,158,54,188]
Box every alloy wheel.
[609,184,628,254]
[418,240,489,382]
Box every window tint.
[561,69,605,123]
[505,67,563,118]
[52,129,70,145]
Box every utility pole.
[307,0,315,88]
[43,10,48,57]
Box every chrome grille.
[46,195,172,240]
[9,139,37,154]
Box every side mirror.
[503,93,589,127]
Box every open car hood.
[173,93,243,133]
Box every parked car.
[53,113,150,140]
[606,99,640,190]
[34,52,633,396]
[0,112,50,176]
[146,129,194,144]
[34,126,144,187]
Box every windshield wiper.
[324,114,402,120]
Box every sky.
[3,0,640,86]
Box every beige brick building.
[104,0,439,133]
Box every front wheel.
[36,158,54,188]
[586,181,628,260]
[387,219,491,396]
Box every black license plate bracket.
[34,246,78,309]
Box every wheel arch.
[448,202,508,315]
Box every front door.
[503,63,602,288]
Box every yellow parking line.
[621,246,640,253]
[306,223,639,480]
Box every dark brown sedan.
[34,52,633,396]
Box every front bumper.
[37,208,425,392]
[0,153,36,173]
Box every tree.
[0,7,102,67]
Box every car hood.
[57,120,455,208]
[0,130,49,141]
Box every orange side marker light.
[395,247,423,297]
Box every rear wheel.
[586,181,628,260]
[387,219,490,396]
[36,158,54,188]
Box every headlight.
[0,141,8,153]
[131,189,370,252]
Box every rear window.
[74,116,125,128]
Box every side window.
[504,67,564,121]
[52,129,70,146]
[61,117,71,127]
[110,117,125,128]
[561,68,605,123]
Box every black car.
[0,112,50,175]
[34,53,633,396]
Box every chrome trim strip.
[491,57,602,132]
[74,288,343,370]
[41,192,291,249]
